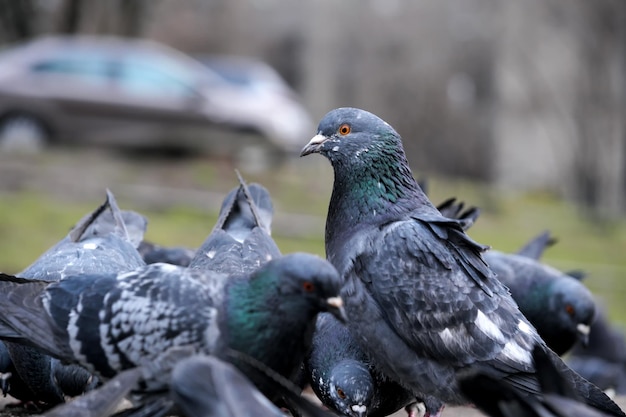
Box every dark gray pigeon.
[567,306,626,394]
[188,174,280,276]
[459,345,614,417]
[0,253,346,399]
[187,175,316,411]
[484,247,596,356]
[6,189,145,408]
[307,312,415,417]
[300,107,624,417]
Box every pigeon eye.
[565,304,575,316]
[338,124,351,135]
[336,387,346,399]
[302,281,315,293]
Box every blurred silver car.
[0,35,313,160]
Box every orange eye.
[338,124,351,135]
[302,281,315,293]
[336,387,346,399]
[565,304,575,316]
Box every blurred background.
[0,0,625,325]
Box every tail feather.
[0,273,72,362]
[516,230,557,261]
[235,170,273,235]
[68,189,130,243]
[542,345,625,416]
[212,172,274,237]
[435,198,481,231]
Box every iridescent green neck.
[222,272,316,377]
[328,142,424,226]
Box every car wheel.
[0,114,49,152]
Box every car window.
[117,54,200,98]
[30,52,112,86]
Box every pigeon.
[307,312,415,417]
[0,253,346,398]
[187,175,320,411]
[459,345,614,417]
[138,175,276,270]
[300,107,624,417]
[567,306,626,394]
[5,189,146,407]
[188,174,280,276]
[484,243,596,355]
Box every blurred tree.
[572,0,626,218]
[0,0,35,42]
[56,0,153,36]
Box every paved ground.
[0,393,624,417]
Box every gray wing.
[20,235,145,281]
[20,189,146,281]
[41,367,142,417]
[190,227,281,275]
[351,218,541,384]
[0,266,224,378]
[171,355,285,417]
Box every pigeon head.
[301,108,429,241]
[300,108,404,165]
[550,277,596,348]
[223,253,346,391]
[227,253,346,327]
[258,253,347,323]
[327,359,375,417]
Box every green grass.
[1,156,625,327]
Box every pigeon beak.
[577,323,591,347]
[351,404,367,417]
[326,296,348,323]
[300,134,327,157]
